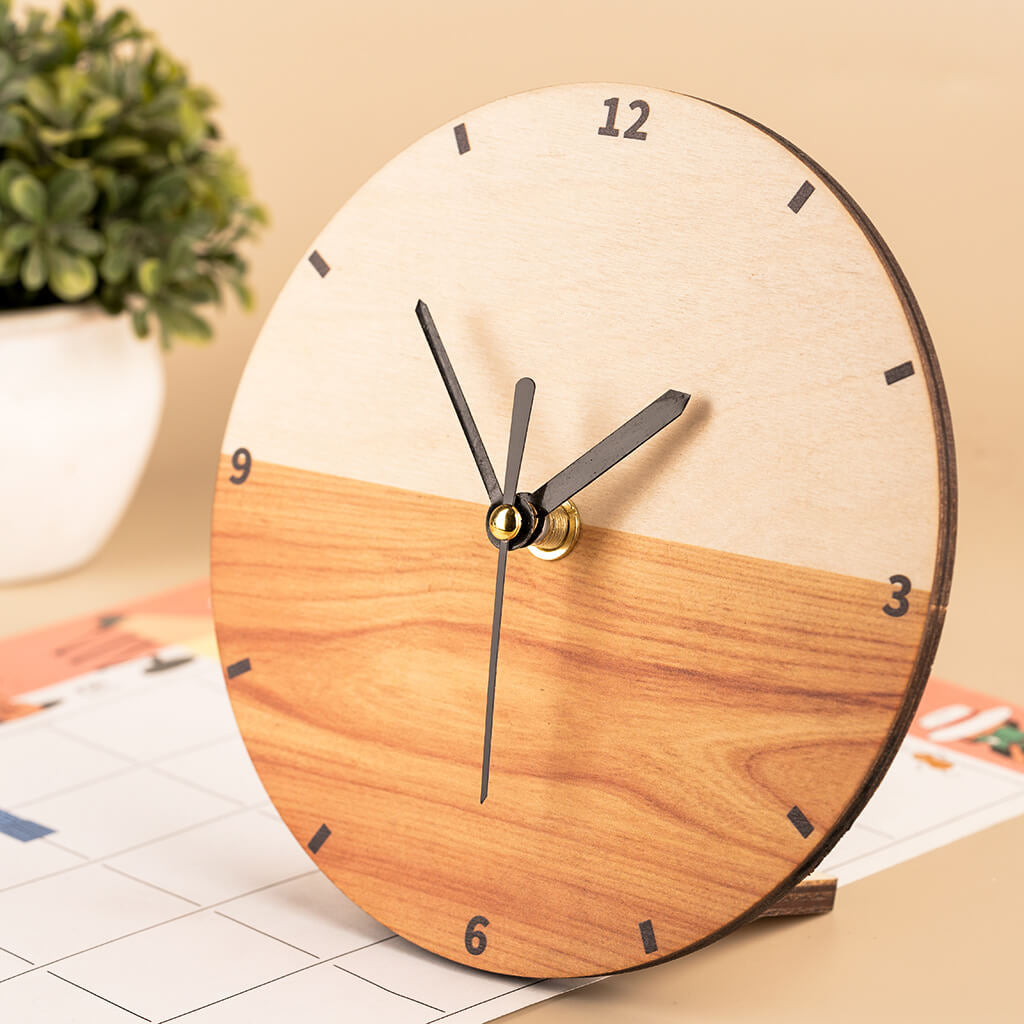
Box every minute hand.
[528,389,690,515]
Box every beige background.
[3,0,1022,1019]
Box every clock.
[210,84,955,978]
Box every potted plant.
[0,0,263,583]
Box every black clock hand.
[528,389,690,516]
[480,375,535,804]
[416,300,502,504]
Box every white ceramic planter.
[0,305,165,584]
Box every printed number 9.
[230,448,251,485]
[464,915,489,955]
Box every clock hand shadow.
[466,312,619,476]
[464,310,526,430]
[463,312,709,519]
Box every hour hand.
[416,300,502,504]
[528,389,690,516]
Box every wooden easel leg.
[756,877,837,919]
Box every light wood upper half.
[221,84,942,586]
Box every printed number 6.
[883,574,911,617]
[464,915,489,955]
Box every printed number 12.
[598,97,650,140]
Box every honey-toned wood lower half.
[211,457,928,977]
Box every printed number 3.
[883,574,911,617]
[464,915,489,955]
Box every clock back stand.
[757,877,837,920]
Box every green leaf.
[54,67,89,114]
[92,136,148,160]
[97,172,137,210]
[61,225,103,254]
[48,167,97,220]
[97,284,125,315]
[97,10,138,45]
[9,175,47,222]
[20,239,46,290]
[64,0,98,19]
[177,278,219,304]
[137,257,160,295]
[131,307,149,338]
[3,222,36,250]
[0,160,30,204]
[140,170,189,219]
[165,307,209,344]
[0,251,17,284]
[79,94,121,130]
[0,110,21,143]
[24,76,60,122]
[154,302,212,343]
[100,242,132,283]
[48,246,97,300]
[103,218,133,246]
[37,125,77,146]
[163,233,191,268]
[176,96,205,147]
[178,209,215,239]
[0,78,27,105]
[228,276,253,310]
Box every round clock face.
[211,84,955,977]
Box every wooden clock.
[210,84,956,978]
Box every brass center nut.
[488,503,522,542]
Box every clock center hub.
[488,503,522,542]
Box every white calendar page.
[2,646,1023,1022]
[0,651,592,1023]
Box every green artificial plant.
[0,0,264,345]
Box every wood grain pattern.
[212,460,927,976]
